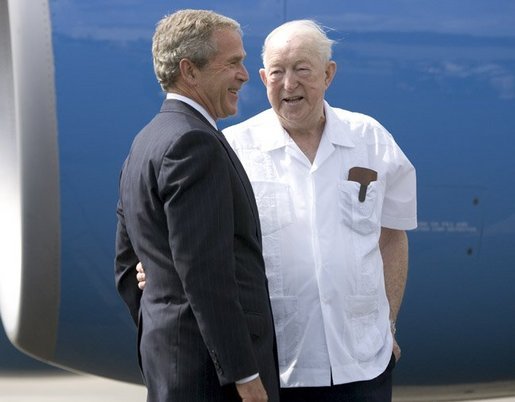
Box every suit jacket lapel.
[161,100,262,240]
[213,129,262,240]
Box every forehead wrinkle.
[264,34,318,68]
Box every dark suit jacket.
[115,99,279,402]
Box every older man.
[115,10,279,402]
[222,20,417,401]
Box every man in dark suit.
[114,9,279,402]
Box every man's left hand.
[393,338,401,362]
[136,262,146,290]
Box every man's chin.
[224,106,238,118]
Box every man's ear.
[324,61,337,89]
[179,58,198,85]
[259,68,267,87]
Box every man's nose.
[238,64,249,82]
[283,70,298,90]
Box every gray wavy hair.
[152,9,241,91]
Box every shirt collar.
[259,101,355,152]
[321,100,355,148]
[166,93,218,130]
[254,109,292,152]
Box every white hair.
[262,19,335,65]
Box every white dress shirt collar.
[166,93,217,130]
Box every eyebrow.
[227,53,246,63]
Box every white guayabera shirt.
[224,101,417,387]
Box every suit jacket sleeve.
[158,129,259,384]
[114,196,142,325]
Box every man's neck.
[166,92,218,129]
[284,115,326,164]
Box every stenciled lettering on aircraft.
[415,221,478,233]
